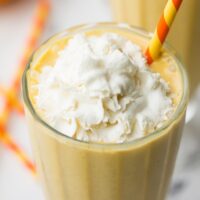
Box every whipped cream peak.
[33,33,174,143]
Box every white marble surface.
[0,0,199,199]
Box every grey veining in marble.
[167,88,200,200]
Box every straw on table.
[0,0,50,175]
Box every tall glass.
[110,0,200,95]
[22,23,189,200]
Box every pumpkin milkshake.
[22,23,188,200]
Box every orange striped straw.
[13,0,50,91]
[0,128,37,176]
[0,0,50,118]
[0,0,50,175]
[145,0,183,64]
[0,86,24,116]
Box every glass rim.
[22,22,189,149]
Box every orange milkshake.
[22,23,189,200]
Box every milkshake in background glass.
[22,23,189,200]
[110,0,200,95]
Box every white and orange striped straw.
[0,0,50,175]
[145,0,183,64]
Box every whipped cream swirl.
[33,33,174,143]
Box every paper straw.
[145,0,183,64]
[13,0,50,91]
[0,86,24,116]
[0,0,50,174]
[0,0,50,118]
[0,128,37,175]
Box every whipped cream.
[33,33,174,143]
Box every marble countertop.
[0,0,199,199]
